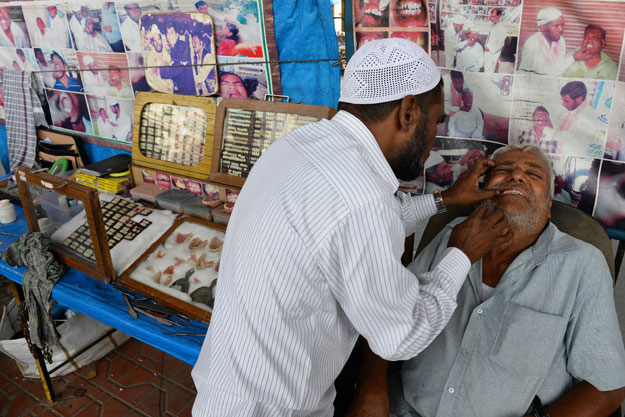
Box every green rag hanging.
[2,232,66,360]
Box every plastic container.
[210,204,230,226]
[130,183,169,203]
[38,191,84,227]
[155,189,196,213]
[0,200,16,224]
[181,197,213,221]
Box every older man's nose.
[507,167,527,182]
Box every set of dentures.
[133,226,224,309]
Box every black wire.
[31,57,341,74]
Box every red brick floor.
[0,338,196,417]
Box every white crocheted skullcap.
[425,151,445,169]
[536,7,562,27]
[452,14,465,24]
[339,38,441,105]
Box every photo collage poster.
[0,0,278,145]
[354,0,625,231]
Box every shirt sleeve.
[565,249,625,391]
[324,198,470,361]
[397,193,437,236]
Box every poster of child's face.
[510,76,612,158]
[218,56,267,100]
[517,0,624,79]
[391,0,428,27]
[22,4,72,50]
[140,12,217,96]
[355,0,390,28]
[440,70,512,143]
[46,89,93,135]
[0,6,31,49]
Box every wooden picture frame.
[210,98,336,188]
[120,216,226,323]
[16,167,116,283]
[131,92,217,180]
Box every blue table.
[0,206,208,368]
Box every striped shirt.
[191,111,471,416]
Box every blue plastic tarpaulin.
[273,0,341,108]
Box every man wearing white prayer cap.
[191,38,512,417]
[68,5,87,50]
[108,98,132,141]
[444,13,466,68]
[518,7,593,76]
[81,54,108,96]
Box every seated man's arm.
[535,246,625,417]
[522,382,625,417]
[346,342,389,417]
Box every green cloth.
[2,232,66,358]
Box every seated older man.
[350,144,625,417]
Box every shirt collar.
[331,110,399,190]
[446,218,579,267]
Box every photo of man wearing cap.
[79,54,108,96]
[443,14,466,68]
[191,38,513,416]
[517,6,593,76]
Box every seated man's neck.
[482,222,546,288]
[584,53,602,69]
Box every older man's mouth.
[496,187,529,200]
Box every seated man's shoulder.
[546,224,612,283]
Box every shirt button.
[448,387,455,394]
[477,308,483,315]
[462,351,468,356]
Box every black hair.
[337,79,444,124]
[50,50,65,65]
[585,24,606,40]
[533,105,549,117]
[450,70,463,81]
[560,81,587,101]
[493,8,503,16]
[219,71,259,98]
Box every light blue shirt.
[389,218,625,417]
[101,3,122,44]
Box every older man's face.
[544,17,564,42]
[484,151,551,230]
[48,6,58,19]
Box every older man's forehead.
[493,151,549,172]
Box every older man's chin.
[479,199,548,232]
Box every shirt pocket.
[490,301,565,376]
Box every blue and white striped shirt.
[191,111,471,416]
